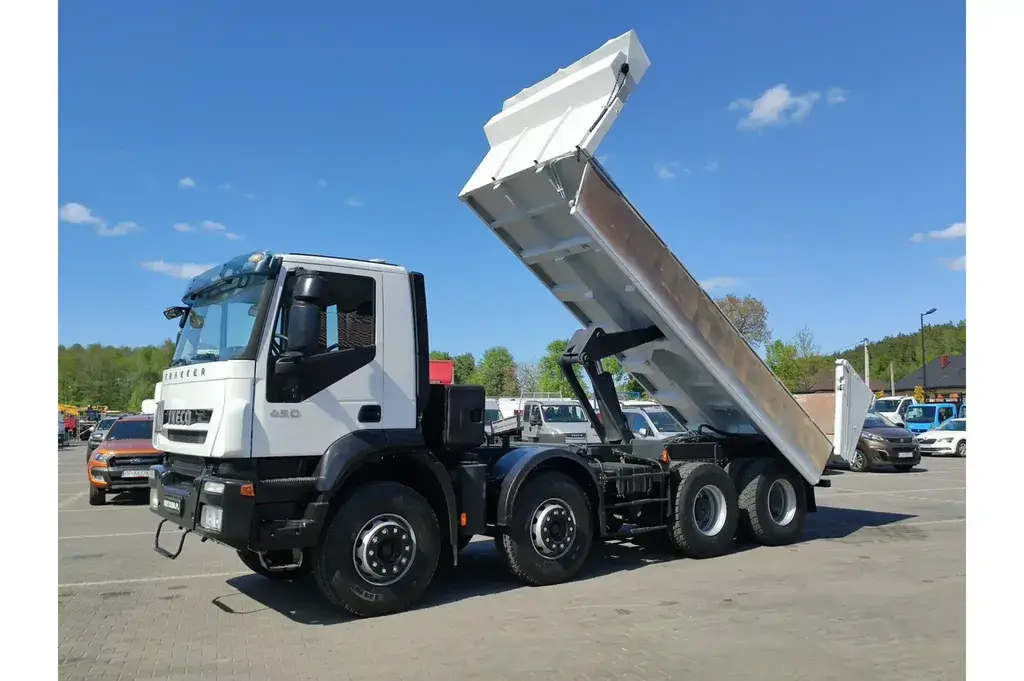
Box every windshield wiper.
[169,358,189,367]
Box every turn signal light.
[240,483,255,497]
[660,449,670,463]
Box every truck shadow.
[213,506,914,626]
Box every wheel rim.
[530,498,577,560]
[958,441,966,456]
[352,514,417,586]
[692,484,729,536]
[766,478,797,526]
[853,450,865,470]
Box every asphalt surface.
[59,444,965,681]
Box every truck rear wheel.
[237,549,312,581]
[312,481,440,618]
[737,460,807,546]
[496,471,593,586]
[667,462,739,559]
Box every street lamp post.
[920,308,937,397]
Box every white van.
[621,405,687,440]
[518,397,600,445]
[869,396,916,427]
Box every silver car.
[87,416,120,457]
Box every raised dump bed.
[459,29,871,484]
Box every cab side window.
[267,270,377,403]
[938,406,954,422]
[626,412,647,434]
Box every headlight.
[938,437,953,443]
[200,505,223,532]
[862,432,884,441]
[91,451,111,463]
[203,481,225,494]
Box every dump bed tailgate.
[458,30,870,484]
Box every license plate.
[898,452,914,458]
[121,469,152,479]
[162,497,183,514]
[565,434,585,439]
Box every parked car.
[902,403,958,435]
[959,403,967,418]
[842,413,921,473]
[86,414,163,506]
[86,415,121,458]
[916,417,967,457]
[622,405,687,440]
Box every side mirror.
[638,427,650,438]
[284,271,327,355]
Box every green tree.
[58,341,175,410]
[429,350,452,360]
[453,352,476,384]
[715,294,771,348]
[469,347,519,395]
[536,339,583,396]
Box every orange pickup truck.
[86,414,164,506]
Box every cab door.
[251,263,384,458]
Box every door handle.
[358,405,381,423]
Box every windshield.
[106,419,154,441]
[172,274,272,366]
[870,399,901,413]
[936,419,966,432]
[960,405,966,417]
[97,417,118,430]
[542,404,588,423]
[904,406,937,423]
[645,410,684,433]
[864,414,896,429]
[484,409,502,425]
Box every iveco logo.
[166,410,194,426]
[270,409,301,419]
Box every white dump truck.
[146,29,873,619]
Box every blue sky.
[58,0,966,363]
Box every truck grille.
[917,438,936,445]
[165,429,208,445]
[109,454,163,467]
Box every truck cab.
[518,398,599,445]
[869,396,916,428]
[902,402,958,435]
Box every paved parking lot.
[59,446,965,681]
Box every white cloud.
[178,176,196,188]
[141,260,215,280]
[729,84,823,130]
[940,255,966,271]
[59,202,138,238]
[910,221,966,243]
[826,87,849,104]
[217,182,233,191]
[97,221,139,237]
[317,178,328,187]
[200,220,226,231]
[224,232,243,241]
[699,276,742,292]
[656,162,687,180]
[173,222,194,232]
[346,198,364,207]
[59,202,103,226]
[704,160,720,172]
[597,154,610,164]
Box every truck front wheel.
[737,460,807,546]
[496,471,594,587]
[313,481,440,618]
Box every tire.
[88,486,105,506]
[237,549,312,581]
[725,457,758,487]
[667,462,739,558]
[737,459,807,547]
[850,448,871,473]
[495,471,594,587]
[312,481,441,618]
[955,440,966,458]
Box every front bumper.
[918,441,957,455]
[88,465,157,490]
[865,441,921,466]
[148,462,327,556]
